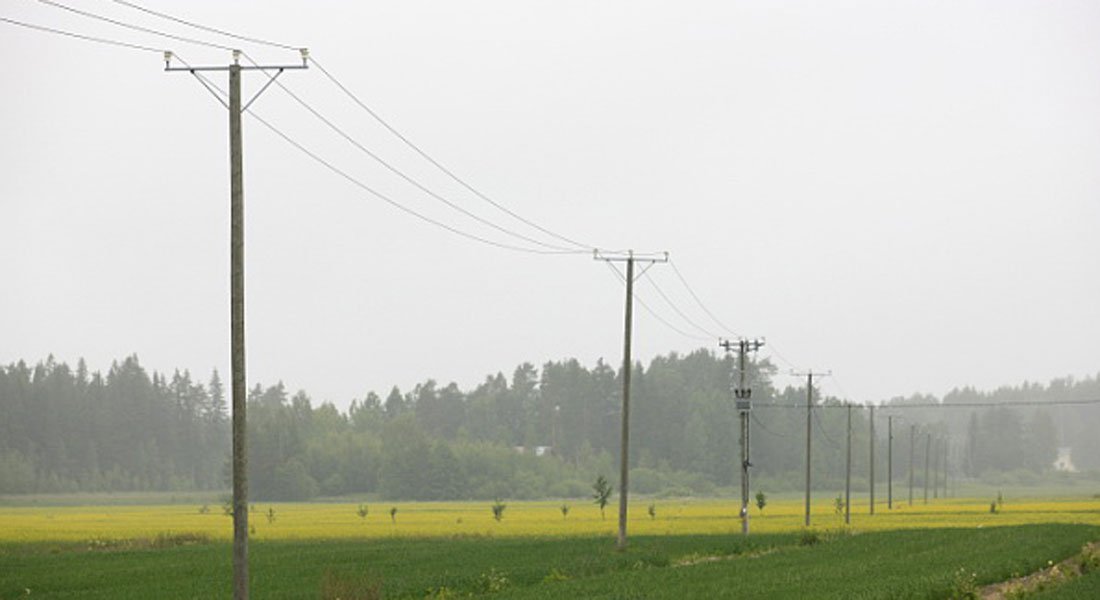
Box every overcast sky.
[2,0,1098,410]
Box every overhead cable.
[183,64,581,255]
[36,0,236,51]
[110,0,299,51]
[240,52,584,254]
[108,0,603,251]
[668,258,741,338]
[603,263,711,342]
[0,14,165,53]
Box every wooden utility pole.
[845,403,852,525]
[942,439,949,498]
[167,50,308,600]
[933,436,940,500]
[792,369,829,527]
[721,338,764,535]
[924,433,931,504]
[909,424,915,506]
[887,416,893,510]
[595,250,667,550]
[869,405,875,515]
[228,61,248,600]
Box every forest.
[1,352,1097,499]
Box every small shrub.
[947,567,978,599]
[266,507,276,524]
[593,475,612,519]
[834,494,845,516]
[755,491,767,513]
[198,504,210,515]
[491,499,506,522]
[357,504,369,521]
[475,568,509,593]
[799,529,821,546]
[390,507,398,523]
[647,502,656,520]
[560,503,570,519]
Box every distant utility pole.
[909,425,916,506]
[720,338,765,535]
[933,436,940,500]
[887,416,894,510]
[845,403,852,525]
[869,405,875,515]
[792,369,829,527]
[924,433,931,504]
[594,250,668,551]
[166,49,308,600]
[941,438,949,499]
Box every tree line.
[1,352,1095,498]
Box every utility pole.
[167,49,308,600]
[792,369,829,527]
[595,250,667,551]
[933,436,940,500]
[869,405,875,515]
[887,416,893,510]
[941,438,949,499]
[845,403,852,525]
[924,433,931,504]
[721,338,764,535]
[908,425,915,506]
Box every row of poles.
[177,54,952,598]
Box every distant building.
[512,445,554,457]
[1053,447,1077,472]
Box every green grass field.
[2,496,1098,598]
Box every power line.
[667,258,741,338]
[0,14,165,53]
[238,53,584,254]
[310,56,602,252]
[110,0,299,51]
[36,0,236,51]
[184,65,583,255]
[640,270,719,339]
[603,262,709,342]
[106,0,602,251]
[755,398,1100,409]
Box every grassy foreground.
[1,524,1097,598]
[2,496,1099,598]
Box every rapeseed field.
[2,496,1097,544]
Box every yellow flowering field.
[2,495,1098,544]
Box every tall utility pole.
[924,433,931,504]
[845,403,852,525]
[792,369,829,527]
[887,415,893,510]
[869,405,875,515]
[167,49,308,600]
[594,250,667,551]
[908,425,916,506]
[720,338,764,535]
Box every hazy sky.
[3,0,1098,410]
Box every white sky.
[2,0,1098,409]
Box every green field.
[2,496,1099,598]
